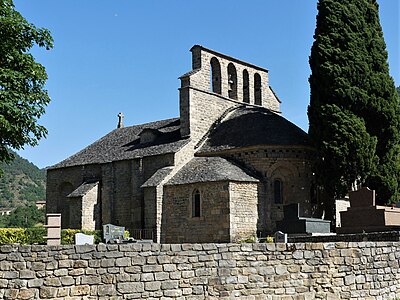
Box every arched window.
[254,73,262,105]
[274,179,283,204]
[210,57,221,94]
[243,69,249,103]
[192,189,201,217]
[227,63,237,100]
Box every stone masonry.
[1,242,400,299]
[46,45,316,243]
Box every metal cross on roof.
[117,112,124,128]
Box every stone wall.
[46,153,175,232]
[223,147,317,232]
[229,182,258,241]
[1,242,400,299]
[162,181,258,244]
[163,182,232,243]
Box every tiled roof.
[165,157,259,186]
[179,69,201,79]
[197,107,311,154]
[50,118,189,169]
[141,167,174,188]
[67,181,99,197]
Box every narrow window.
[192,189,201,217]
[243,69,249,103]
[254,73,262,105]
[210,57,221,94]
[274,179,282,204]
[227,63,237,100]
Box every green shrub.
[259,236,274,243]
[0,228,28,244]
[239,235,257,243]
[25,227,46,244]
[0,227,103,245]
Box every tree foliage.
[308,0,400,207]
[0,205,45,228]
[0,0,53,166]
[0,150,45,208]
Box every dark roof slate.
[197,107,311,154]
[67,181,99,198]
[50,118,188,169]
[166,157,258,186]
[141,167,174,188]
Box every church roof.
[197,107,311,154]
[67,181,99,198]
[165,157,259,186]
[49,118,189,169]
[141,167,174,188]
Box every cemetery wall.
[1,241,400,299]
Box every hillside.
[0,151,46,209]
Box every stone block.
[19,270,35,279]
[344,274,355,285]
[44,277,62,287]
[154,272,169,281]
[141,273,154,282]
[164,289,183,297]
[117,282,144,293]
[145,281,161,291]
[81,275,101,285]
[60,276,75,286]
[115,257,131,267]
[40,287,58,299]
[131,256,146,266]
[18,288,36,299]
[275,265,288,275]
[70,285,90,296]
[97,284,116,296]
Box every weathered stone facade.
[46,45,317,242]
[1,242,400,299]
[162,181,258,243]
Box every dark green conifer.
[308,0,400,212]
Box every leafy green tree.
[0,205,45,227]
[0,0,53,166]
[397,86,400,97]
[308,0,400,217]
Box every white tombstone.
[75,233,94,245]
[274,231,287,243]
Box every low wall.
[1,242,399,299]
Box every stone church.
[46,45,317,243]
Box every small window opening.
[192,189,201,217]
[243,69,250,103]
[254,73,262,105]
[227,63,237,100]
[210,57,221,94]
[274,179,283,204]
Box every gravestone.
[349,187,375,207]
[103,224,125,243]
[338,187,400,233]
[276,203,331,234]
[75,233,94,245]
[274,231,287,243]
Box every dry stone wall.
[1,242,400,299]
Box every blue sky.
[13,0,400,168]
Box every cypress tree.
[308,0,400,214]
